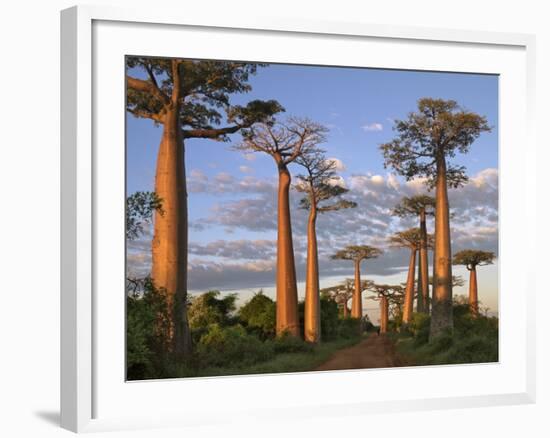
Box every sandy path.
[315,334,404,371]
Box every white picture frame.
[60,4,537,433]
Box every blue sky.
[127,62,499,321]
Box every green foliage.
[126,57,284,137]
[238,291,276,339]
[188,290,237,330]
[453,249,496,270]
[320,297,339,340]
[393,195,436,217]
[388,227,427,250]
[126,278,170,380]
[331,245,382,262]
[196,324,274,368]
[336,317,363,338]
[380,98,491,188]
[126,191,163,240]
[409,312,431,346]
[272,334,314,354]
[395,303,498,365]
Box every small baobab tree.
[295,151,356,342]
[368,284,404,334]
[126,58,283,356]
[393,195,435,313]
[453,250,495,315]
[321,283,353,319]
[322,278,372,319]
[236,118,327,337]
[388,228,432,325]
[381,98,491,338]
[331,245,382,320]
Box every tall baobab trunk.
[352,259,363,319]
[469,267,479,316]
[416,249,422,311]
[151,104,192,356]
[430,156,453,338]
[402,248,416,325]
[418,209,430,313]
[304,206,320,342]
[275,163,300,337]
[380,296,389,334]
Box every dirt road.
[315,334,405,371]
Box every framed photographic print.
[61,5,536,433]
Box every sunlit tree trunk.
[151,103,192,356]
[352,259,363,319]
[418,209,430,313]
[416,248,422,311]
[403,248,416,325]
[304,206,320,342]
[380,296,389,334]
[469,267,479,316]
[343,301,350,319]
[430,156,454,338]
[275,163,300,337]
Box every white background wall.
[0,1,547,436]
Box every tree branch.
[127,75,170,106]
[127,107,163,123]
[182,125,241,139]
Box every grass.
[172,335,365,378]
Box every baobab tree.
[388,228,432,325]
[393,195,435,313]
[321,278,371,319]
[295,151,356,342]
[368,284,404,334]
[126,58,283,356]
[381,98,491,338]
[236,118,327,337]
[453,250,495,315]
[331,245,382,318]
[331,245,382,320]
[321,283,352,319]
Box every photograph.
[125,56,498,381]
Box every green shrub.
[396,302,499,366]
[336,317,362,339]
[238,291,276,339]
[320,297,339,340]
[427,329,454,354]
[126,278,171,380]
[410,312,431,346]
[197,324,274,367]
[188,290,237,330]
[272,333,314,354]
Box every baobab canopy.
[453,250,496,270]
[380,98,491,189]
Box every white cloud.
[129,167,499,294]
[214,172,234,184]
[239,165,254,174]
[326,157,346,171]
[328,176,347,188]
[387,173,400,190]
[190,168,208,181]
[243,153,257,162]
[361,122,383,132]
